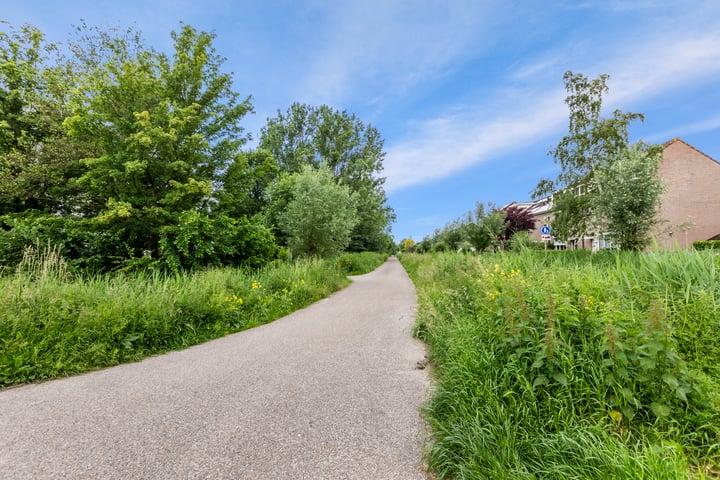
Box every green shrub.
[432,241,449,252]
[401,251,720,478]
[508,231,545,251]
[693,240,720,250]
[335,251,387,275]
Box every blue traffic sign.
[541,225,551,235]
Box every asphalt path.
[0,257,430,479]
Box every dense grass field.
[401,250,720,479]
[0,248,387,387]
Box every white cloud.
[383,90,567,192]
[605,30,720,108]
[645,115,720,144]
[383,6,720,193]
[293,0,498,106]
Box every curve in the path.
[0,257,430,479]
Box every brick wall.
[653,139,720,249]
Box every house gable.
[654,138,720,248]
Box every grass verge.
[0,249,386,387]
[401,250,720,479]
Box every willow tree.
[276,165,358,258]
[260,103,394,252]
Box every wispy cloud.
[383,91,567,192]
[645,115,720,144]
[383,5,720,193]
[605,30,720,107]
[293,0,498,107]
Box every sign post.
[541,225,551,250]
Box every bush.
[432,241,449,252]
[335,252,387,275]
[508,231,544,251]
[693,240,720,251]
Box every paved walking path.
[0,257,430,479]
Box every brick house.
[653,138,720,249]
[513,138,720,250]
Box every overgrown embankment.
[0,250,387,387]
[401,250,719,479]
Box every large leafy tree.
[260,102,393,252]
[535,71,657,248]
[0,23,87,215]
[216,149,279,219]
[62,24,253,268]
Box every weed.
[400,250,720,478]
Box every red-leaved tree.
[502,206,536,241]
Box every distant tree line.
[399,202,539,254]
[0,22,394,272]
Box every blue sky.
[4,0,720,242]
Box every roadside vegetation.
[0,247,386,387]
[401,250,719,479]
[0,22,393,386]
[0,23,394,274]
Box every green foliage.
[335,251,387,275]
[431,241,449,252]
[0,212,112,271]
[260,102,393,252]
[400,250,720,478]
[550,188,592,243]
[216,149,279,219]
[1,21,395,274]
[60,24,253,269]
[693,240,720,250]
[594,143,664,250]
[157,213,278,272]
[0,249,354,387]
[482,210,507,251]
[537,71,643,199]
[419,202,509,254]
[537,71,662,250]
[276,166,358,258]
[0,23,87,215]
[508,231,544,251]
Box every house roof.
[528,199,552,216]
[504,197,552,216]
[663,138,720,165]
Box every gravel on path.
[0,257,431,479]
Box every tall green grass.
[335,251,389,275]
[0,249,386,386]
[401,250,720,479]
